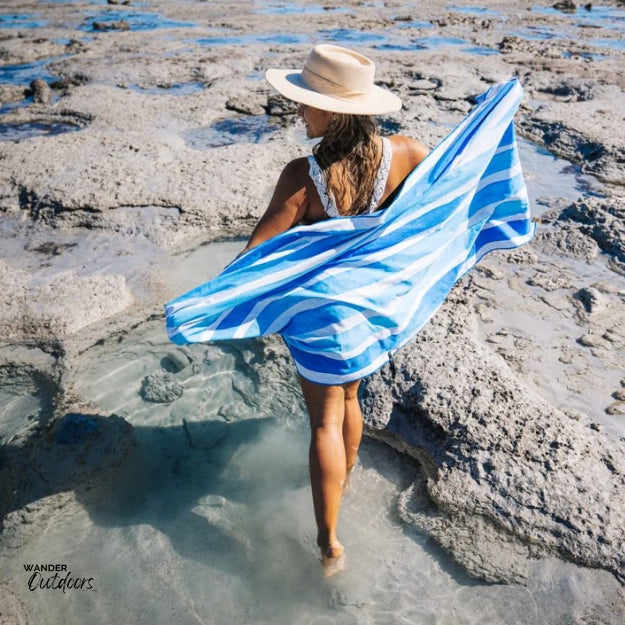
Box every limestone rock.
[140,372,183,403]
[361,293,625,584]
[28,79,51,105]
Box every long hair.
[312,114,380,216]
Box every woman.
[166,46,533,578]
[243,44,428,577]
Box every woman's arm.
[242,157,310,253]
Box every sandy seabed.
[1,0,624,623]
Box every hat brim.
[265,68,402,115]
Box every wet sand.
[1,0,625,623]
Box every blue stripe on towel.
[165,78,535,384]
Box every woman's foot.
[319,540,346,578]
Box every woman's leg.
[299,377,363,576]
[342,380,362,487]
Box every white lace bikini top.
[306,136,392,218]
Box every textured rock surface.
[1,0,624,616]
[0,259,134,341]
[0,409,134,528]
[362,289,625,584]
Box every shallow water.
[184,115,281,149]
[80,11,196,32]
[194,26,498,55]
[447,4,502,17]
[255,2,349,15]
[2,238,623,625]
[0,13,48,29]
[0,57,63,86]
[0,119,83,141]
[195,32,312,46]
[533,3,625,32]
[128,81,205,96]
[517,137,604,213]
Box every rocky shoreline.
[1,0,625,622]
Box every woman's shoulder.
[387,134,429,168]
[274,156,313,193]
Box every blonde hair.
[312,114,380,216]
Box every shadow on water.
[1,408,342,618]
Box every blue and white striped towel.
[165,78,534,384]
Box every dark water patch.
[0,98,31,115]
[81,11,196,32]
[512,26,558,41]
[196,33,311,46]
[319,28,387,45]
[128,82,205,96]
[374,42,418,51]
[185,115,280,149]
[378,117,401,135]
[561,49,608,61]
[447,5,501,16]
[412,36,467,49]
[255,2,349,14]
[589,38,625,51]
[0,118,85,141]
[0,14,48,29]
[0,57,63,86]
[518,137,604,213]
[395,19,435,29]
[533,4,625,32]
[462,45,499,56]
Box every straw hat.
[265,44,402,115]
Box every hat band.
[301,66,371,101]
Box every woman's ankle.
[317,532,343,558]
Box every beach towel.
[165,78,535,385]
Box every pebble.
[605,402,625,416]
[527,273,572,292]
[575,286,604,314]
[478,266,506,280]
[163,349,192,373]
[140,372,183,403]
[411,79,439,91]
[197,495,227,507]
[29,79,51,105]
[475,303,494,323]
[93,20,129,31]
[577,334,608,348]
[226,96,265,116]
